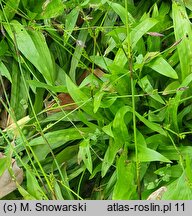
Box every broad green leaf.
[102,106,131,177]
[113,151,137,199]
[0,40,8,57]
[170,72,192,131]
[135,110,167,136]
[108,2,135,25]
[3,0,20,20]
[130,18,158,48]
[5,20,55,84]
[0,61,12,83]
[16,127,95,160]
[113,106,130,146]
[102,123,114,138]
[93,91,105,113]
[26,170,46,199]
[155,164,182,179]
[138,145,171,163]
[17,185,36,200]
[162,172,192,199]
[163,81,180,95]
[78,139,92,173]
[172,1,192,81]
[53,145,79,170]
[0,157,8,176]
[147,56,178,79]
[101,138,117,177]
[35,0,65,19]
[89,163,102,179]
[10,62,29,120]
[53,178,64,200]
[138,75,165,104]
[66,75,103,120]
[90,56,113,71]
[28,80,67,93]
[59,167,74,199]
[64,7,80,45]
[69,29,87,82]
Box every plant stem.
[125,0,141,199]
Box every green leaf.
[16,127,95,161]
[28,80,67,93]
[93,91,105,113]
[78,139,92,173]
[130,18,158,48]
[36,0,65,19]
[66,75,103,120]
[26,170,46,199]
[64,7,80,45]
[0,61,12,83]
[53,145,79,170]
[113,151,137,199]
[162,172,192,199]
[147,56,178,79]
[101,138,117,177]
[17,185,36,200]
[138,145,171,163]
[5,20,55,84]
[113,106,130,146]
[0,157,8,176]
[10,62,29,120]
[172,1,192,80]
[3,0,20,20]
[138,75,165,104]
[108,2,135,25]
[135,110,167,136]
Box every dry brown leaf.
[0,154,23,199]
[3,115,30,137]
[45,68,106,114]
[147,186,167,200]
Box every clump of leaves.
[1,0,192,200]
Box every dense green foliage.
[1,0,192,200]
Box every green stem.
[125,0,141,199]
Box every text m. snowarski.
[35,203,87,211]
